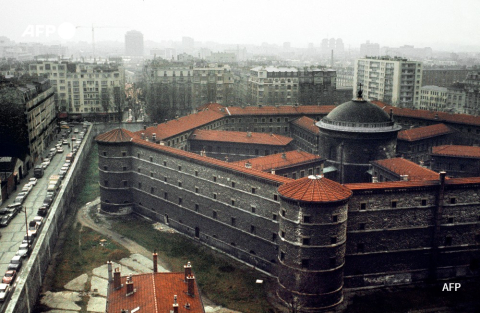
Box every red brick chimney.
[184,261,192,282]
[126,275,134,296]
[113,268,121,289]
[187,275,195,297]
[153,252,158,273]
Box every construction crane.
[76,24,128,58]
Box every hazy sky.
[2,0,479,51]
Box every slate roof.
[372,100,480,127]
[432,145,480,158]
[95,128,139,143]
[231,150,322,172]
[107,272,204,313]
[372,158,439,181]
[189,129,293,146]
[397,123,454,141]
[278,175,352,203]
[291,116,320,134]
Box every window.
[231,217,236,226]
[448,217,454,224]
[329,257,336,268]
[123,181,128,187]
[122,151,126,157]
[213,211,217,219]
[250,225,255,234]
[391,200,397,208]
[195,187,199,193]
[150,187,155,193]
[103,166,108,171]
[164,192,168,200]
[359,223,366,230]
[231,199,235,206]
[332,215,338,223]
[213,193,217,200]
[123,166,127,171]
[272,233,277,242]
[178,198,182,205]
[445,236,452,246]
[303,216,311,223]
[195,204,199,212]
[104,180,109,187]
[357,243,365,253]
[450,197,456,204]
[213,176,217,182]
[280,251,285,261]
[178,181,182,187]
[164,177,168,182]
[103,151,107,156]
[250,206,256,213]
[138,182,142,189]
[421,199,427,206]
[195,170,198,176]
[302,238,310,245]
[251,187,256,194]
[281,230,285,238]
[231,181,235,188]
[273,194,278,201]
[300,170,305,178]
[292,173,297,179]
[331,237,337,244]
[138,168,141,173]
[301,259,309,269]
[272,214,277,221]
[137,153,140,158]
[163,161,167,166]
[360,203,366,210]
[178,165,182,171]
[150,156,153,162]
[281,209,286,217]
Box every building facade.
[421,68,468,87]
[125,30,144,57]
[192,64,234,107]
[354,56,423,108]
[29,60,125,121]
[419,85,466,113]
[464,72,480,116]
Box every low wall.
[5,122,145,312]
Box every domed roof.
[95,128,138,143]
[324,99,391,124]
[278,175,352,203]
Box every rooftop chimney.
[113,268,121,289]
[107,260,113,283]
[187,275,195,297]
[153,251,158,273]
[152,133,156,142]
[372,176,378,183]
[281,152,286,159]
[173,295,179,313]
[126,274,134,296]
[141,133,145,140]
[247,131,252,137]
[184,261,192,282]
[143,124,147,130]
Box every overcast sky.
[2,0,479,51]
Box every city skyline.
[2,0,480,52]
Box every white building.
[354,56,422,108]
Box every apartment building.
[419,85,465,113]
[354,56,423,108]
[192,64,234,107]
[464,72,480,116]
[29,60,125,121]
[125,30,144,57]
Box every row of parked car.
[0,216,44,302]
[0,178,38,229]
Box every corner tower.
[316,89,401,183]
[276,175,352,311]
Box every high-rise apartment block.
[192,64,234,107]
[29,60,125,121]
[359,40,380,57]
[354,56,422,108]
[125,30,144,56]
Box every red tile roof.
[225,105,335,116]
[372,100,480,127]
[371,158,439,181]
[137,109,225,140]
[291,116,320,134]
[130,136,293,185]
[95,128,139,143]
[107,272,204,313]
[397,123,455,141]
[278,175,352,203]
[189,129,293,146]
[432,145,480,158]
[231,150,322,172]
[345,176,480,191]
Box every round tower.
[276,175,352,311]
[316,90,401,183]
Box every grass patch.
[51,222,129,291]
[75,143,100,205]
[110,215,275,313]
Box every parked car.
[0,207,9,215]
[7,256,22,271]
[29,177,38,186]
[62,140,68,145]
[2,270,16,285]
[6,204,22,216]
[0,283,10,302]
[37,205,49,216]
[13,196,25,205]
[41,162,49,169]
[16,243,31,258]
[57,147,64,153]
[0,214,14,227]
[74,128,79,133]
[22,184,32,194]
[22,234,34,245]
[33,216,44,229]
[49,148,57,155]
